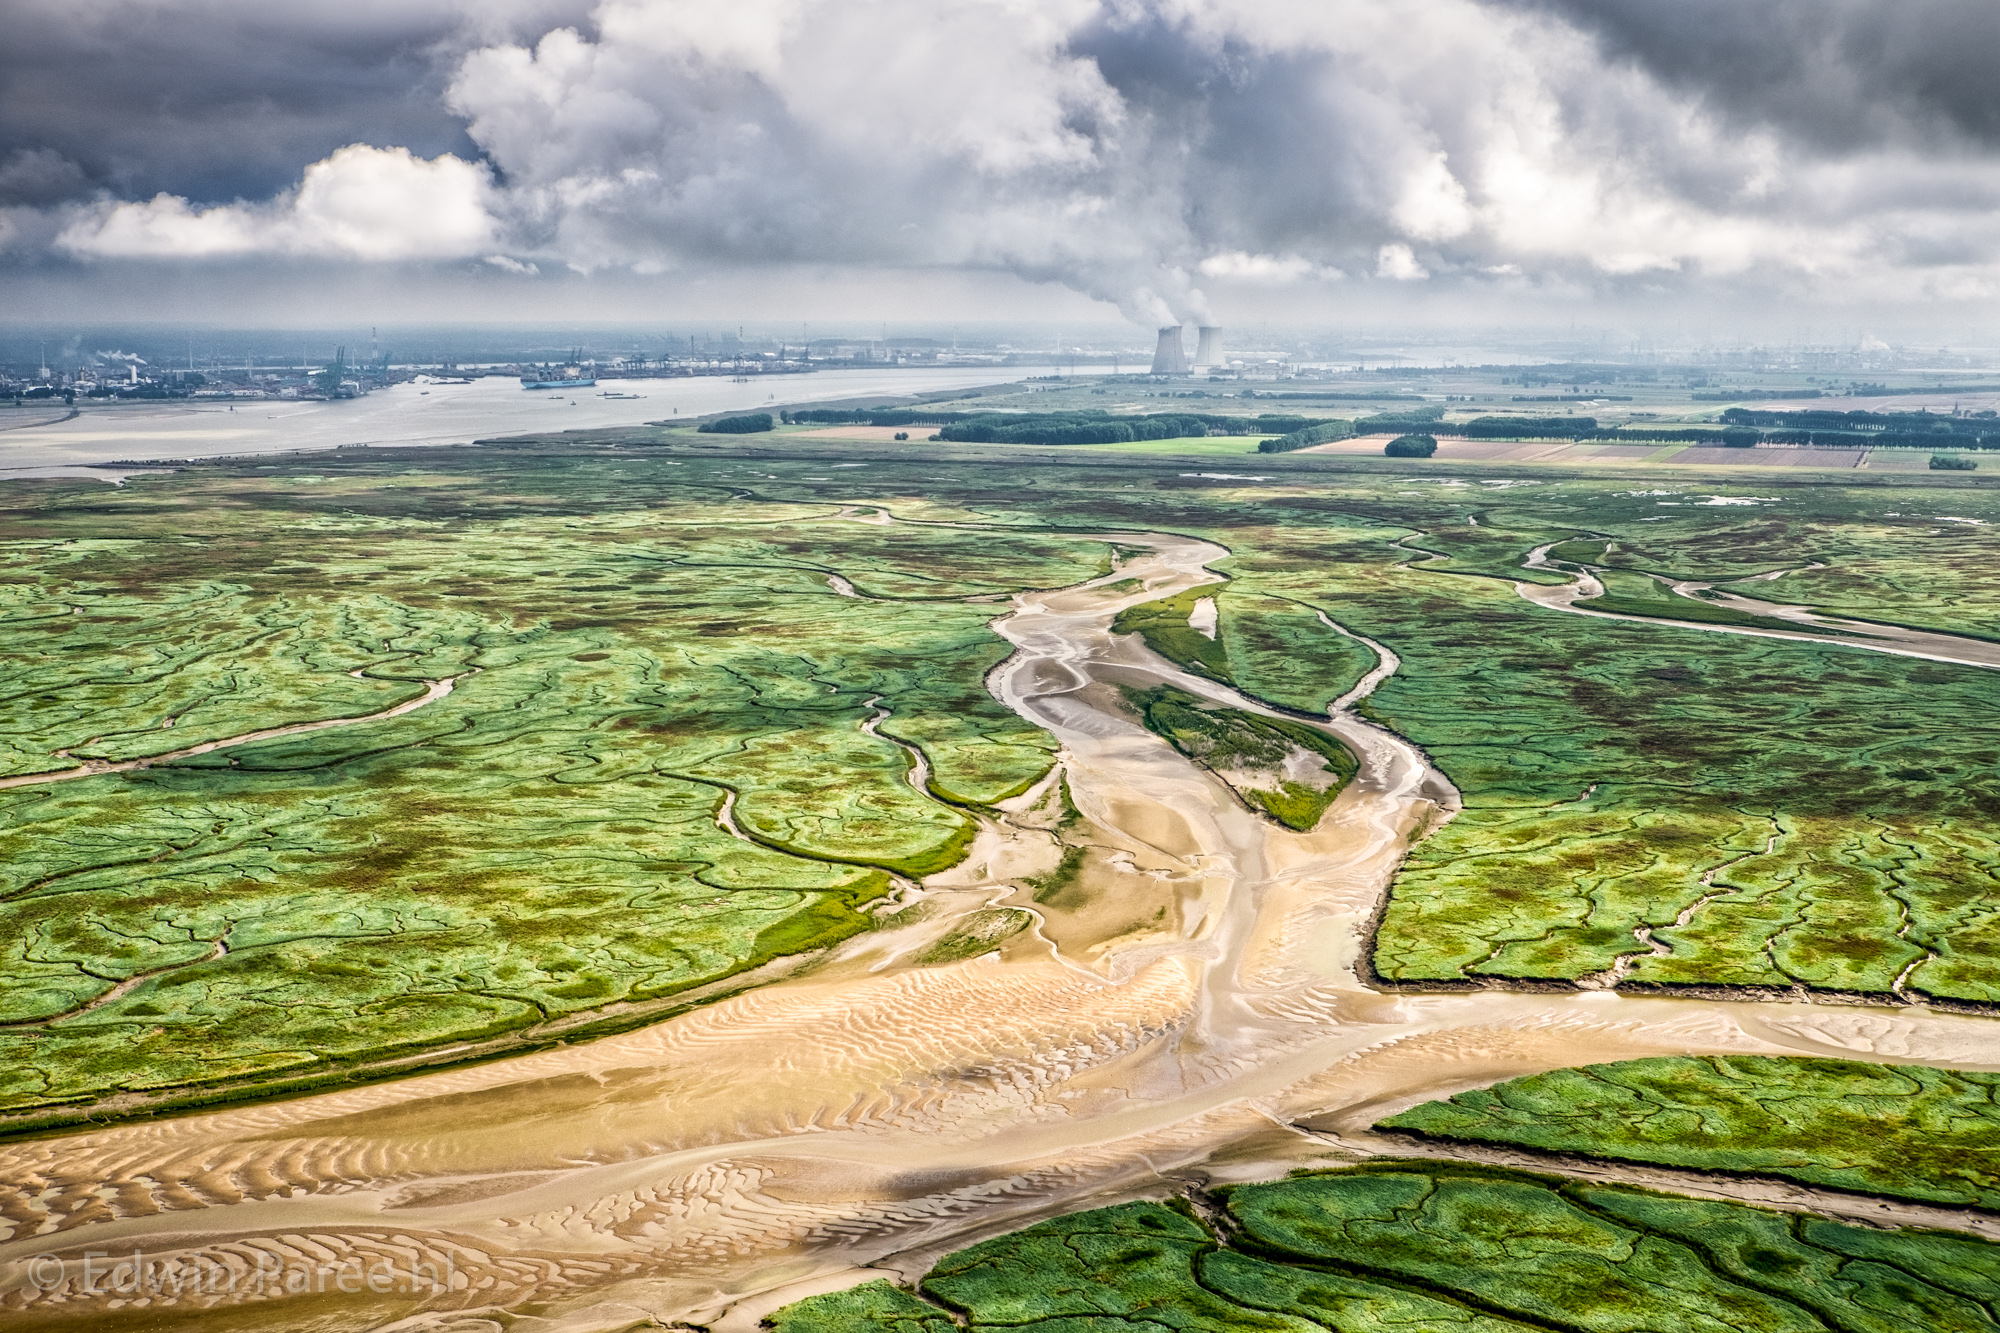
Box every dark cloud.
[0,2,586,203]
[1519,0,2000,152]
[1068,18,1392,264]
[0,149,87,207]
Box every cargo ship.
[521,353,595,389]
[521,368,596,389]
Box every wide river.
[3,516,2000,1330]
[0,366,1026,475]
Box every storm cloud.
[9,0,2000,323]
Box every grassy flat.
[1129,488,2000,1001]
[1123,683,1357,830]
[1074,434,1267,455]
[0,450,1109,1123]
[1112,584,1376,712]
[7,437,2000,1120]
[1381,1055,2000,1210]
[774,1163,2000,1331]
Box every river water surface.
[0,367,1025,476]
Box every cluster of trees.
[1384,433,1437,457]
[1610,426,1761,447]
[1605,426,1721,443]
[936,411,1324,447]
[1690,389,1825,401]
[1356,405,1446,429]
[1458,415,1599,439]
[1432,409,1999,450]
[1932,454,1979,470]
[1714,406,2000,449]
[782,406,960,426]
[777,406,1333,446]
[698,412,774,434]
[1257,421,1354,453]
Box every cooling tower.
[1192,326,1223,369]
[1150,325,1188,375]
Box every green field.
[773,1163,2000,1331]
[1382,1055,2000,1210]
[1075,434,1266,455]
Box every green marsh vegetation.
[899,460,2000,1002]
[1382,1054,2000,1211]
[1057,479,2000,1000]
[6,432,2000,1122]
[1557,497,2000,642]
[0,448,1109,1124]
[1580,563,1840,632]
[1110,583,1376,713]
[1111,586,1231,679]
[1121,684,1357,831]
[1319,545,2000,997]
[774,1162,2000,1332]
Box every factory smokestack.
[1192,326,1223,370]
[1150,325,1187,375]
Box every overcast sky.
[7,0,2000,332]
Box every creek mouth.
[5,524,2000,1332]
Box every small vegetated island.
[4,395,2000,1328]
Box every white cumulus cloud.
[1198,252,1342,283]
[1376,243,1429,281]
[57,145,499,261]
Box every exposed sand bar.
[4,526,2000,1330]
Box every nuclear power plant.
[1149,324,1223,375]
[1150,325,1188,375]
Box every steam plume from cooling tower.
[1150,325,1188,375]
[1191,326,1223,369]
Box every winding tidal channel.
[6,526,2000,1329]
